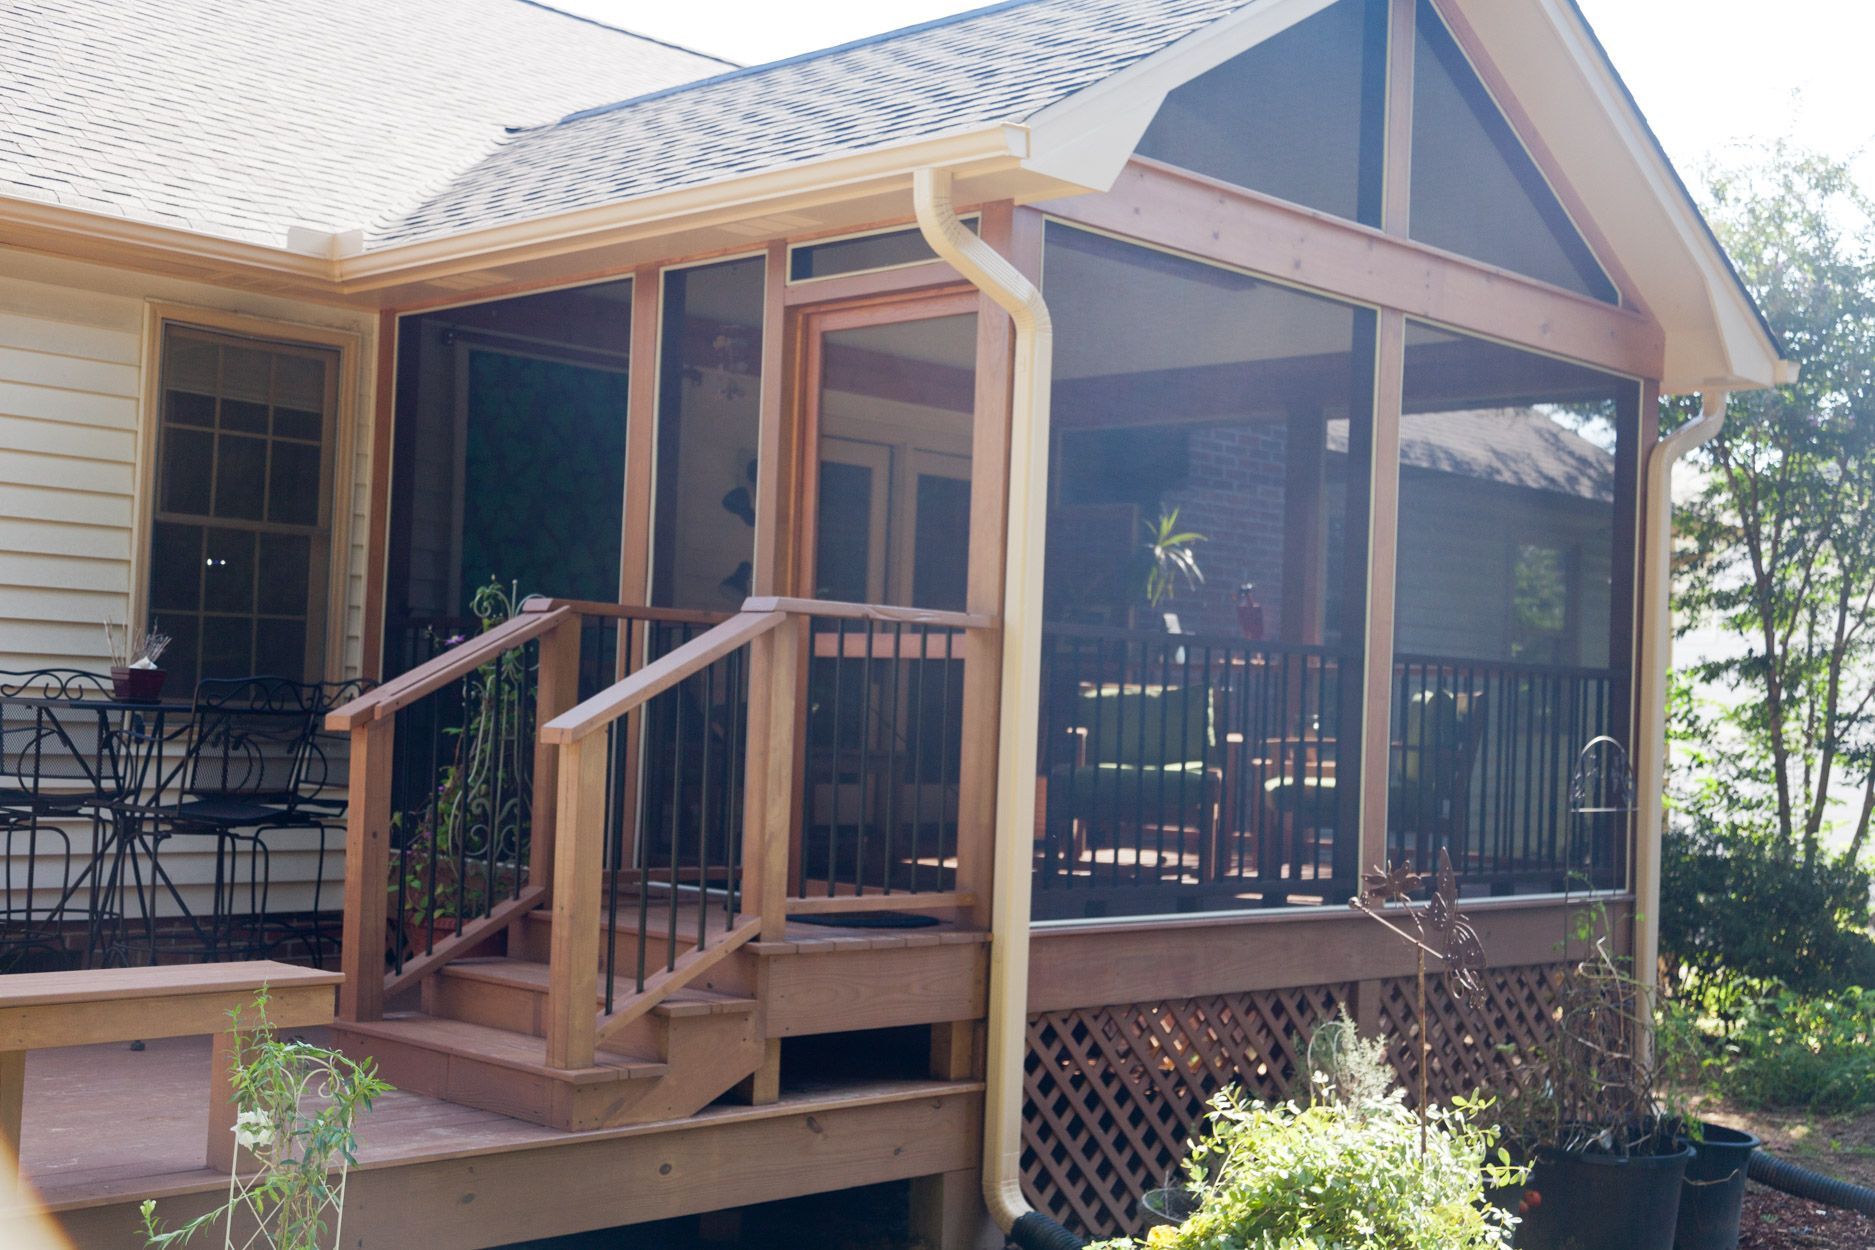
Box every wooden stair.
[330,903,765,1132]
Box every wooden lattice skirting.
[1020,963,1571,1240]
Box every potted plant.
[1492,934,1696,1250]
[105,619,171,701]
[387,580,532,953]
[1139,506,1205,627]
[1103,1014,1526,1249]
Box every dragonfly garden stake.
[1350,848,1488,1154]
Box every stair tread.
[439,957,757,1016]
[333,1012,668,1084]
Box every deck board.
[16,1028,979,1215]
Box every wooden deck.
[11,1029,982,1248]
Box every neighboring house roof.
[0,0,729,247]
[1328,410,1614,503]
[370,0,1251,247]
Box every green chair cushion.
[1075,682,1214,769]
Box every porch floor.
[18,1033,977,1225]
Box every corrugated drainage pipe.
[1749,1151,1875,1216]
[912,169,1083,1250]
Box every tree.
[1671,144,1875,865]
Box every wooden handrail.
[523,597,734,626]
[741,595,992,631]
[327,607,575,731]
[539,610,787,746]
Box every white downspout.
[1634,390,1727,1015]
[913,168,1074,1246]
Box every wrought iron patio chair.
[0,668,119,965]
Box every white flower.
[232,1109,276,1151]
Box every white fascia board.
[1528,0,1783,391]
[1019,0,1338,190]
[335,124,1032,291]
[0,193,337,282]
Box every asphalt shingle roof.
[0,0,729,247]
[369,0,1253,248]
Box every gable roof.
[369,0,1252,247]
[1331,410,1614,502]
[0,0,728,248]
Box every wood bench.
[1,961,342,1195]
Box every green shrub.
[1089,1085,1524,1250]
[1660,821,1875,1007]
[1690,986,1875,1114]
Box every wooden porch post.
[338,716,394,1023]
[529,615,583,888]
[739,613,801,941]
[545,733,606,1070]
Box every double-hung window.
[147,324,338,689]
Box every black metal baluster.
[699,664,713,950]
[668,685,683,972]
[882,623,904,894]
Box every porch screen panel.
[651,257,765,612]
[380,277,632,679]
[149,326,337,689]
[1134,0,1388,227]
[1034,222,1377,921]
[1391,323,1638,893]
[1408,0,1618,304]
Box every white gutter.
[1634,390,1727,1020]
[913,169,1077,1248]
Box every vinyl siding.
[0,251,376,921]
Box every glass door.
[795,296,980,898]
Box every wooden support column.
[1280,402,1328,646]
[545,733,606,1070]
[739,613,801,940]
[0,1048,21,1199]
[910,1168,1001,1250]
[620,267,661,608]
[1381,0,1416,235]
[954,201,1017,932]
[529,615,583,889]
[338,716,394,1023]
[1356,312,1407,879]
[751,242,792,598]
[360,309,398,681]
[203,1030,248,1175]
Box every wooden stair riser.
[423,963,757,1049]
[515,911,698,972]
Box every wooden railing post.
[545,732,606,1070]
[739,613,801,941]
[530,614,583,889]
[338,716,394,1023]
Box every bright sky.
[556,0,1875,192]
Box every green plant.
[1090,1081,1525,1250]
[1140,507,1205,610]
[394,578,534,929]
[1493,926,1688,1159]
[1675,985,1875,1114]
[1660,814,1875,1011]
[141,991,390,1249]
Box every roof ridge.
[510,0,740,69]
[555,0,1047,127]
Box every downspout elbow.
[913,168,1078,1249]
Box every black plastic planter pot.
[1141,1188,1199,1228]
[1674,1123,1760,1250]
[1511,1143,1696,1250]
